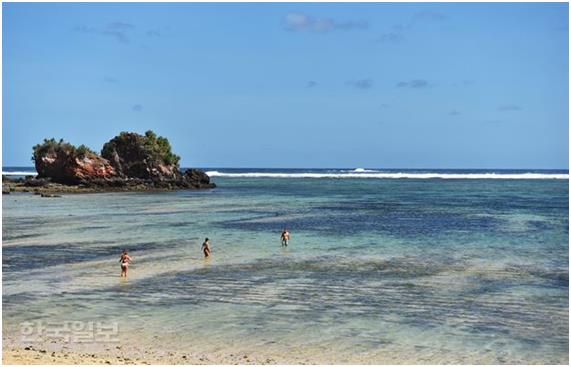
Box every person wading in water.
[281,229,290,247]
[119,250,132,277]
[202,238,211,258]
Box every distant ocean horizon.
[2,166,569,180]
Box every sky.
[2,2,569,169]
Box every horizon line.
[2,165,569,171]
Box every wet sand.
[2,345,280,365]
[3,347,143,365]
[2,334,285,366]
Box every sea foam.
[2,170,568,180]
[2,171,37,176]
[351,168,379,173]
[205,171,569,180]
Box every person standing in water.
[281,228,290,247]
[119,250,132,277]
[202,238,211,258]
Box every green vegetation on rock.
[26,130,214,190]
[101,130,180,168]
[143,130,181,166]
[32,138,96,162]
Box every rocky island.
[2,130,215,194]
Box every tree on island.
[32,138,97,163]
[101,130,181,179]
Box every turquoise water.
[2,173,569,363]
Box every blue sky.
[2,2,569,168]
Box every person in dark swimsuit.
[202,238,211,258]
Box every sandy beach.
[2,344,280,365]
[3,347,146,365]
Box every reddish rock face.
[68,155,117,182]
[151,164,178,180]
[32,131,215,189]
[35,151,117,184]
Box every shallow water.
[2,173,569,363]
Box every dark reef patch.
[2,241,165,271]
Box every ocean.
[2,167,569,363]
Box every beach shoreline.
[3,347,147,365]
[5,341,563,365]
[2,343,281,365]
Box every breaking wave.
[2,168,568,180]
[205,171,569,180]
[2,171,37,176]
[350,168,379,173]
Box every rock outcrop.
[33,139,117,185]
[101,131,180,180]
[26,131,215,192]
[182,169,214,188]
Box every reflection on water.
[2,177,569,363]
